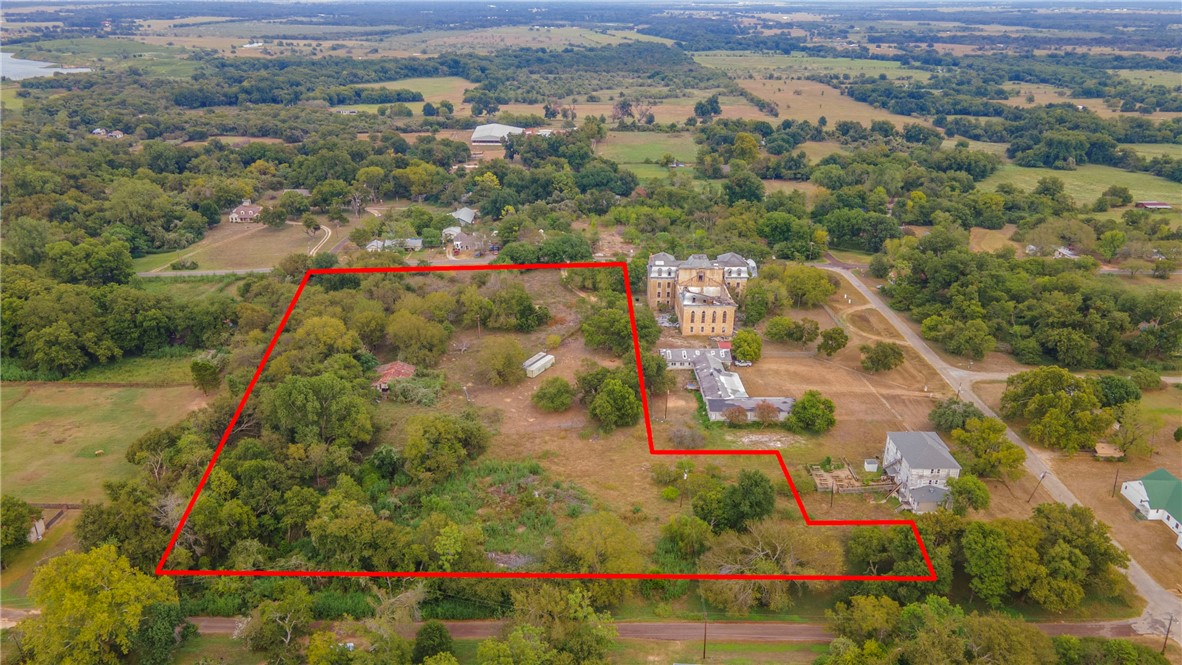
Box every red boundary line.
[156,262,936,582]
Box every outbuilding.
[523,352,555,378]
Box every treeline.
[878,225,1182,368]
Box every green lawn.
[1,384,205,503]
[623,163,677,181]
[980,164,1181,206]
[599,132,699,165]
[137,274,244,300]
[0,512,80,610]
[1116,69,1182,86]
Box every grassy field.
[598,131,699,165]
[137,274,245,300]
[174,635,257,665]
[131,221,323,272]
[969,224,1021,254]
[1116,69,1182,86]
[4,38,198,77]
[1,384,206,503]
[62,354,195,386]
[0,512,80,610]
[360,76,472,101]
[980,164,1181,205]
[694,52,930,80]
[734,78,930,126]
[1126,143,1182,159]
[0,86,23,112]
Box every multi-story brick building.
[646,252,757,337]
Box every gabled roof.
[715,252,749,267]
[471,123,524,142]
[681,254,714,269]
[450,207,477,224]
[1140,469,1182,521]
[886,431,960,471]
[373,361,416,385]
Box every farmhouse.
[108,130,125,139]
[523,352,555,378]
[1121,469,1182,550]
[366,238,423,252]
[1135,201,1172,210]
[450,207,478,225]
[91,128,107,136]
[882,431,962,514]
[647,252,756,337]
[659,347,793,422]
[229,201,263,223]
[451,231,485,253]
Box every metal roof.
[886,432,961,471]
[471,123,524,143]
[1139,469,1182,522]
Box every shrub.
[859,342,904,372]
[1129,367,1162,391]
[532,376,575,412]
[670,426,705,450]
[661,487,680,502]
[412,620,454,663]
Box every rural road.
[820,264,1182,644]
[0,608,1141,641]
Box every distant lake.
[1,52,91,80]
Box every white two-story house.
[882,431,962,514]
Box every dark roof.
[706,397,795,415]
[909,484,950,507]
[681,254,714,269]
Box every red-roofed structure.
[373,361,416,388]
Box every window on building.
[722,311,728,323]
[690,311,696,323]
[711,327,715,334]
[698,271,704,282]
[711,311,717,323]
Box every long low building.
[658,348,793,422]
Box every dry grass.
[131,221,324,272]
[735,78,932,127]
[969,224,1021,254]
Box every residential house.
[1122,469,1182,550]
[229,201,263,223]
[647,253,757,337]
[882,431,962,513]
[91,128,107,136]
[451,231,485,254]
[108,130,125,139]
[450,207,478,225]
[366,238,423,252]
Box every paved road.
[821,264,1182,644]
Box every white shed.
[523,352,555,378]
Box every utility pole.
[1163,614,1175,656]
[1027,471,1048,503]
[1111,467,1120,498]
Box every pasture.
[1126,143,1182,159]
[980,164,1181,205]
[360,76,473,101]
[131,220,325,272]
[0,384,206,503]
[0,86,23,112]
[734,78,931,126]
[694,52,930,80]
[598,131,699,165]
[969,224,1021,254]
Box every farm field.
[131,221,325,272]
[980,164,1182,206]
[0,384,206,503]
[999,83,1182,120]
[0,86,24,112]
